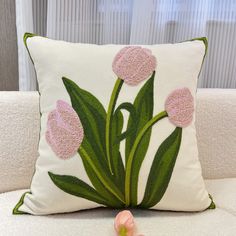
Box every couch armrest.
[196,89,236,179]
[0,92,40,193]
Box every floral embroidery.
[112,46,156,86]
[46,100,84,159]
[165,87,194,128]
[46,47,196,209]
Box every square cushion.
[14,34,212,215]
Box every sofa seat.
[1,178,235,236]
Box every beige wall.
[0,0,18,91]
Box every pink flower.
[46,100,84,159]
[165,88,194,128]
[112,46,156,86]
[114,210,135,236]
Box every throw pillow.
[13,34,214,215]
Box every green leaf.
[79,142,125,207]
[62,77,107,169]
[114,102,137,143]
[62,77,125,204]
[140,127,182,208]
[125,72,155,206]
[48,172,110,206]
[110,109,125,192]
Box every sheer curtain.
[16,0,236,90]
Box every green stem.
[119,227,127,236]
[79,147,125,203]
[106,78,124,174]
[125,111,168,206]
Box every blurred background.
[1,0,236,90]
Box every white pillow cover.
[14,34,214,215]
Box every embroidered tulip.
[112,46,156,86]
[165,87,194,128]
[46,100,84,159]
[114,210,135,236]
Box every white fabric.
[205,178,236,216]
[1,179,236,236]
[16,0,236,90]
[16,37,211,214]
[0,92,40,193]
[196,89,236,179]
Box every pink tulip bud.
[112,46,156,86]
[165,88,194,128]
[114,210,135,236]
[46,100,84,159]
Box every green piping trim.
[186,37,208,79]
[12,191,31,215]
[207,194,216,209]
[23,32,38,65]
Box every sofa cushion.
[1,179,235,236]
[196,89,236,179]
[0,92,40,193]
[205,178,236,216]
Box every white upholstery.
[1,179,236,236]
[205,178,236,216]
[196,89,236,179]
[0,92,40,193]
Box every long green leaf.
[111,110,125,191]
[48,172,109,206]
[62,77,125,204]
[140,127,182,208]
[125,72,155,206]
[79,141,125,206]
[62,77,108,169]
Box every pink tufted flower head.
[112,46,156,86]
[46,100,84,159]
[165,88,194,128]
[114,210,135,236]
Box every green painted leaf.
[111,109,125,191]
[140,127,182,208]
[62,77,107,170]
[79,142,125,207]
[62,77,125,204]
[48,172,110,206]
[125,72,155,206]
[114,102,137,143]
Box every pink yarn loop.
[46,100,84,159]
[165,88,194,128]
[112,46,157,86]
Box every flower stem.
[79,147,125,203]
[125,111,168,206]
[106,78,124,174]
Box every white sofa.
[0,89,236,236]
